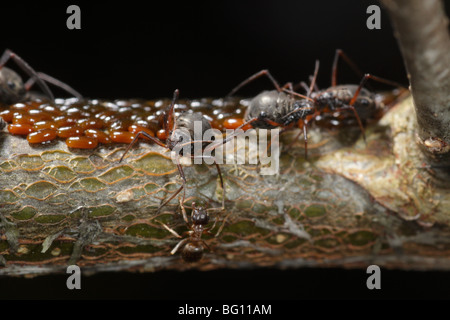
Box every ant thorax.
[181,242,203,262]
[0,67,26,104]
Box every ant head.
[0,67,26,104]
[181,241,203,262]
[191,205,209,226]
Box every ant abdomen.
[181,242,204,263]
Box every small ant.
[0,49,83,104]
[211,49,404,158]
[119,89,225,211]
[159,198,226,262]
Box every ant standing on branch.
[119,89,225,212]
[158,197,228,262]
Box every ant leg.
[281,82,293,91]
[331,49,364,87]
[294,81,310,93]
[171,238,189,255]
[0,49,54,101]
[158,221,182,238]
[282,89,313,102]
[201,240,211,252]
[179,197,190,226]
[205,215,219,235]
[214,163,225,210]
[308,60,320,97]
[157,157,187,212]
[227,69,282,97]
[25,72,83,99]
[214,212,232,237]
[303,120,309,159]
[188,153,225,211]
[164,89,179,133]
[119,131,167,162]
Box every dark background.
[1,0,450,300]
[3,1,414,100]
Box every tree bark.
[380,0,450,184]
[0,95,450,277]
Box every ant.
[159,198,226,262]
[0,49,83,104]
[292,49,405,137]
[119,89,225,211]
[209,49,404,158]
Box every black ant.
[210,49,404,158]
[119,89,225,211]
[0,49,83,104]
[158,198,226,262]
[290,49,405,139]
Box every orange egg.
[8,123,34,135]
[223,118,252,130]
[110,131,136,144]
[84,129,111,144]
[157,129,168,140]
[78,118,104,130]
[128,125,155,138]
[57,126,84,138]
[0,110,14,123]
[27,129,57,143]
[66,136,98,149]
[33,121,57,131]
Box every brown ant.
[0,49,83,104]
[119,89,225,211]
[158,198,226,262]
[210,49,404,158]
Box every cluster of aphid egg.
[0,98,252,149]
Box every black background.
[1,0,450,300]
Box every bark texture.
[381,0,450,183]
[0,96,449,277]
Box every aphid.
[119,89,225,211]
[159,198,226,262]
[0,49,82,104]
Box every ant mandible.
[0,49,83,104]
[159,198,226,262]
[119,89,225,212]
